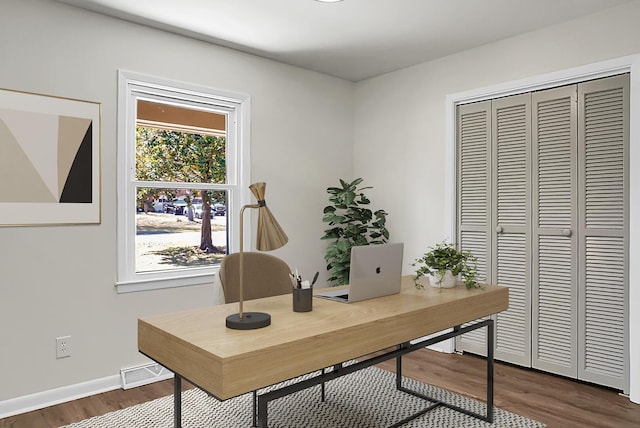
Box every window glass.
[135,187,228,273]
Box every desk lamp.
[226,182,288,330]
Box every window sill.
[116,271,217,294]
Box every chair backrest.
[219,252,292,303]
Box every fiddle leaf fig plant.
[322,178,389,285]
[412,241,479,289]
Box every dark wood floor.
[1,349,639,427]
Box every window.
[117,71,250,293]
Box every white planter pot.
[428,270,458,289]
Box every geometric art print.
[0,88,100,225]
[0,109,92,203]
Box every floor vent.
[120,362,173,390]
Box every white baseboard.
[120,362,173,390]
[0,361,175,419]
[428,340,455,353]
[410,331,456,353]
[0,374,121,419]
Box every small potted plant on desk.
[412,241,480,290]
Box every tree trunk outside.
[200,199,215,252]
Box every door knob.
[496,226,503,234]
[562,229,572,237]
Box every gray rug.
[62,366,545,427]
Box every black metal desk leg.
[252,391,258,427]
[487,319,494,423]
[174,374,182,428]
[257,395,268,428]
[396,343,403,390]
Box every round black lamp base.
[226,312,271,330]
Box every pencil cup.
[293,288,313,312]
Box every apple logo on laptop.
[376,266,381,274]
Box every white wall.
[0,0,353,407]
[354,1,640,402]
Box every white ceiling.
[57,0,632,82]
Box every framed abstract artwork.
[0,88,101,226]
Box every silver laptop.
[315,243,404,303]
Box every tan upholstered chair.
[219,251,293,427]
[219,252,292,303]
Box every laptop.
[315,242,404,303]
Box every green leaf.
[350,177,364,187]
[359,194,371,205]
[344,190,356,205]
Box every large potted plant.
[412,241,479,289]
[322,178,389,285]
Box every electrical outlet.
[56,336,72,359]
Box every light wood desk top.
[138,276,508,400]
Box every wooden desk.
[139,276,508,427]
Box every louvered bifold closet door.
[492,94,531,366]
[531,85,578,378]
[455,101,492,356]
[577,75,629,391]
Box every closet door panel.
[455,101,492,355]
[578,75,629,391]
[583,236,625,387]
[492,93,531,366]
[531,85,578,377]
[536,235,575,369]
[495,233,528,360]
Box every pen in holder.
[293,287,313,312]
[290,270,318,312]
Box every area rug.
[62,366,545,427]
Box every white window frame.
[116,70,250,293]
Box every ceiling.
[57,0,632,82]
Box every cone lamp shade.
[226,182,288,330]
[251,182,288,251]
